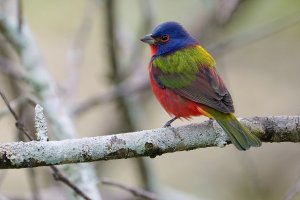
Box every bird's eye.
[160,34,169,42]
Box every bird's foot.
[163,116,177,128]
[207,118,214,126]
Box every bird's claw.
[208,118,214,126]
[163,122,172,128]
[163,124,176,135]
[162,117,177,128]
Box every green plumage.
[203,106,261,150]
[151,45,235,113]
[151,45,261,150]
[143,21,262,150]
[152,46,215,89]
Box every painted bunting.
[141,22,261,150]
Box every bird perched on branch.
[141,22,261,150]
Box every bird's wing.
[151,63,235,113]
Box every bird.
[140,21,261,150]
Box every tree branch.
[0,2,102,199]
[0,91,92,200]
[101,178,158,200]
[64,0,96,107]
[0,116,299,169]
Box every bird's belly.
[150,80,203,118]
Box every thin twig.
[0,57,25,80]
[0,6,101,198]
[0,90,33,140]
[0,95,27,119]
[0,94,38,120]
[0,91,19,120]
[101,178,158,200]
[74,12,300,117]
[50,166,92,200]
[0,90,91,200]
[27,168,40,200]
[0,171,7,188]
[17,0,23,32]
[215,0,241,24]
[104,1,157,193]
[64,0,96,105]
[104,0,136,133]
[119,0,154,76]
[104,0,118,82]
[16,99,41,200]
[72,77,148,116]
[208,11,300,56]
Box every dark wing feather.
[151,65,235,113]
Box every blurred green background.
[0,0,300,199]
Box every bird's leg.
[163,116,177,128]
[208,117,214,124]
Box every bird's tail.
[203,107,261,150]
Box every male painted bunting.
[141,22,261,150]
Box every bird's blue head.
[141,22,198,56]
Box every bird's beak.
[140,34,155,45]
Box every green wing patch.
[151,45,234,113]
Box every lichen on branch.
[0,116,299,169]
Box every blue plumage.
[151,22,198,56]
[141,22,262,150]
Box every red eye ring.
[160,34,169,42]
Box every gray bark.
[0,116,299,169]
[0,2,101,199]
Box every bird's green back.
[152,45,216,89]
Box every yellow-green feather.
[152,45,215,89]
[153,45,215,73]
[204,106,262,150]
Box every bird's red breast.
[142,21,262,150]
[148,63,205,119]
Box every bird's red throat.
[150,45,157,56]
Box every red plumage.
[141,22,261,150]
[148,63,204,119]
